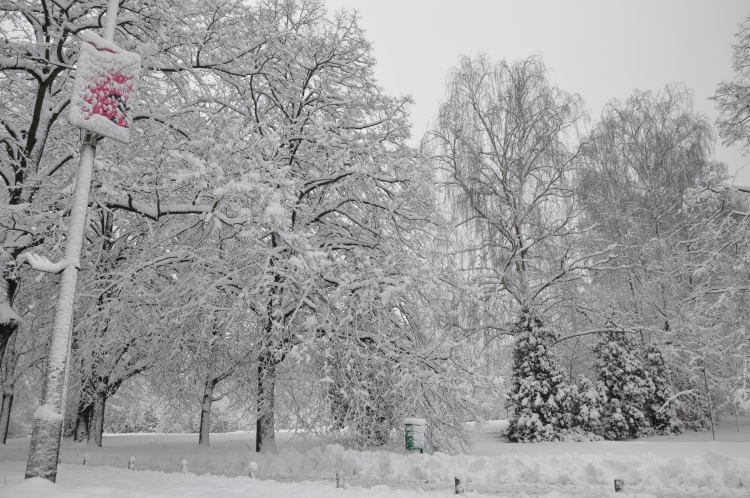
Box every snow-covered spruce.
[572,374,603,438]
[644,345,681,435]
[505,310,577,442]
[593,327,652,439]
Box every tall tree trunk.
[256,353,277,453]
[74,402,93,442]
[0,256,20,365]
[87,389,107,447]
[0,393,13,444]
[0,327,17,444]
[198,377,216,447]
[702,365,715,441]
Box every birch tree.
[578,84,750,428]
[428,54,600,330]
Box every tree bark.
[702,365,715,441]
[74,402,93,442]
[198,379,215,447]
[0,327,17,444]
[0,261,20,365]
[0,393,13,444]
[87,390,107,447]
[256,353,277,453]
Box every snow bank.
[3,461,647,498]
[4,420,747,496]
[60,441,750,493]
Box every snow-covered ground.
[1,418,749,497]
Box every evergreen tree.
[573,375,603,437]
[506,310,576,442]
[594,329,652,439]
[644,345,681,434]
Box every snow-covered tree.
[643,345,680,434]
[714,14,750,154]
[572,374,603,437]
[1,0,298,478]
[506,310,577,442]
[428,55,604,323]
[186,3,440,453]
[573,83,750,435]
[593,328,652,439]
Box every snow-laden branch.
[40,151,75,177]
[105,196,246,224]
[18,252,79,274]
[551,325,633,346]
[0,55,44,75]
[656,390,697,413]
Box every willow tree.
[426,54,615,440]
[428,54,603,329]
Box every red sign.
[69,32,141,143]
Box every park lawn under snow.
[1,419,749,497]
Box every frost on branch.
[69,31,141,143]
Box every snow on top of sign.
[69,31,141,143]
[403,418,426,425]
[79,31,139,59]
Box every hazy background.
[326,0,750,186]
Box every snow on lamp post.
[23,0,140,483]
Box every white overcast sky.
[325,0,750,186]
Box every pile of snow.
[0,461,660,498]
[53,439,749,493]
[3,419,749,496]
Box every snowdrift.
[58,441,749,493]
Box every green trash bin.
[404,418,425,454]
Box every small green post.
[404,418,425,454]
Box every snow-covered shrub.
[506,310,577,442]
[594,329,651,439]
